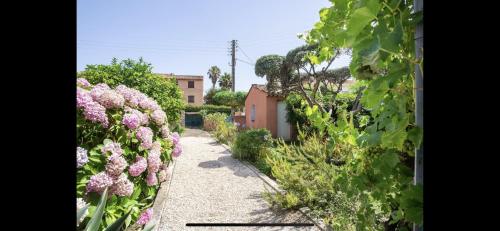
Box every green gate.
[185,112,202,128]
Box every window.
[251,104,256,122]
[188,80,195,88]
[188,95,195,103]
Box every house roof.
[157,73,203,80]
[245,84,283,101]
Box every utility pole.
[231,40,237,92]
[413,0,423,230]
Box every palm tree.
[207,66,221,89]
[218,72,232,90]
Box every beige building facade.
[159,73,204,106]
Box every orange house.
[245,84,291,140]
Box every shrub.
[185,104,231,114]
[202,112,227,132]
[78,58,185,125]
[265,131,361,230]
[76,79,183,230]
[231,129,272,162]
[204,88,224,105]
[213,121,237,145]
[212,90,246,110]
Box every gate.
[184,112,202,128]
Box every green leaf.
[344,0,381,46]
[381,129,407,151]
[85,188,109,231]
[104,210,132,231]
[361,76,389,109]
[407,126,423,148]
[77,204,90,225]
[380,19,403,53]
[360,36,381,67]
[400,184,423,224]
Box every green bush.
[265,131,361,230]
[202,112,227,132]
[212,90,246,110]
[78,58,185,124]
[185,104,231,114]
[231,129,272,162]
[213,121,237,145]
[204,88,225,105]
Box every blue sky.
[77,0,351,93]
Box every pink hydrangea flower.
[77,78,91,88]
[139,96,161,111]
[90,83,111,101]
[86,172,113,193]
[83,101,109,128]
[136,208,153,225]
[122,113,140,130]
[105,154,128,178]
[110,174,134,197]
[77,147,88,168]
[160,125,171,139]
[158,169,168,183]
[136,126,153,149]
[171,132,180,145]
[147,151,161,173]
[146,172,158,186]
[172,145,182,157]
[95,90,125,109]
[128,156,147,177]
[77,87,93,109]
[151,110,167,125]
[101,141,123,156]
[125,107,149,125]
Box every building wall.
[245,87,268,132]
[177,79,203,106]
[266,96,279,137]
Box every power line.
[237,45,254,63]
[236,58,255,66]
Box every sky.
[77,0,351,93]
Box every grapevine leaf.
[407,126,423,148]
[381,129,407,150]
[344,0,381,46]
[361,76,389,109]
[400,184,423,224]
[380,19,403,53]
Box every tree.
[78,58,184,124]
[254,44,351,114]
[207,66,221,89]
[212,90,246,111]
[218,72,232,90]
[204,87,224,105]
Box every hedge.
[185,104,231,114]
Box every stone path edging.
[218,142,332,231]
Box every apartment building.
[159,73,204,106]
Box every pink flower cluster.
[95,90,125,109]
[160,125,171,139]
[170,132,182,157]
[86,171,114,193]
[110,173,134,197]
[136,208,153,225]
[77,78,91,88]
[136,126,153,149]
[122,113,140,130]
[101,141,124,156]
[105,154,128,177]
[151,110,166,125]
[115,84,161,111]
[129,156,147,176]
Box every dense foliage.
[76,79,183,230]
[202,113,227,132]
[264,0,423,230]
[218,72,232,90]
[204,88,225,105]
[78,58,185,125]
[185,104,231,114]
[207,66,221,89]
[212,90,246,110]
[231,129,272,162]
[201,112,236,145]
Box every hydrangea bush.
[76,79,183,230]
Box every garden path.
[156,128,320,231]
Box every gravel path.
[157,129,320,231]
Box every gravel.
[157,129,320,231]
